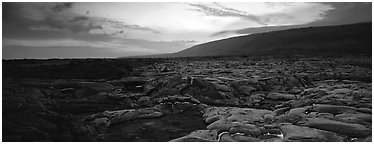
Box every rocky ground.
[2,56,372,142]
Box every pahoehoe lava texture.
[2,56,372,142]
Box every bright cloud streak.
[70,2,334,41]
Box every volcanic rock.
[280,124,343,141]
[304,117,371,138]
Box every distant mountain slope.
[141,22,371,58]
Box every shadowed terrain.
[2,55,372,142]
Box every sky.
[2,2,372,59]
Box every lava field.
[2,55,372,142]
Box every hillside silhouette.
[141,22,371,58]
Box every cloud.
[189,3,265,25]
[3,3,103,33]
[3,2,161,36]
[3,3,39,30]
[308,2,372,26]
[53,2,73,12]
[35,16,103,33]
[93,17,161,34]
[4,2,369,59]
[209,2,371,37]
[37,15,161,34]
[189,2,334,27]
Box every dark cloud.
[70,22,103,33]
[2,3,100,34]
[111,30,126,36]
[70,16,90,22]
[38,16,103,33]
[189,3,266,25]
[42,17,68,29]
[3,3,21,22]
[3,3,160,37]
[3,3,39,30]
[53,3,73,12]
[67,16,161,34]
[94,17,161,34]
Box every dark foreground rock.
[2,56,371,142]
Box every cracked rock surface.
[3,56,372,142]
